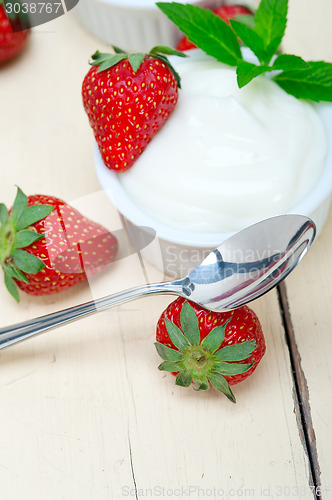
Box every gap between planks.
[277,281,322,499]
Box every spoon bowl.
[0,214,315,350]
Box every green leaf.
[180,301,200,346]
[128,53,145,72]
[156,2,242,66]
[91,54,127,72]
[208,372,236,402]
[165,317,190,352]
[158,361,183,372]
[4,272,20,302]
[11,248,45,274]
[111,45,127,54]
[272,53,309,71]
[16,204,54,231]
[150,45,187,58]
[272,61,332,102]
[13,230,44,248]
[175,370,192,387]
[192,375,209,391]
[10,187,27,224]
[154,342,183,362]
[0,203,9,224]
[230,19,266,63]
[214,340,257,362]
[235,14,256,30]
[201,321,229,353]
[214,361,253,376]
[3,263,29,283]
[254,0,288,63]
[237,60,271,87]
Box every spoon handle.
[0,281,183,351]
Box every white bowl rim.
[95,100,332,248]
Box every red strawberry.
[82,46,185,172]
[0,0,30,64]
[0,187,118,301]
[176,4,253,52]
[155,297,266,402]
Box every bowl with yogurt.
[74,0,224,52]
[95,49,332,278]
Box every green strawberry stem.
[155,301,257,403]
[0,187,54,301]
[89,45,187,88]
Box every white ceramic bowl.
[95,101,332,278]
[74,0,224,52]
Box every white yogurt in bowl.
[95,49,332,278]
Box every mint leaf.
[254,0,288,63]
[156,2,242,66]
[272,53,309,71]
[273,61,332,102]
[235,14,256,30]
[230,19,266,63]
[237,60,271,87]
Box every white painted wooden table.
[0,1,331,499]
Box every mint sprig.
[157,0,332,102]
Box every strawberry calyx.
[155,301,257,403]
[0,187,54,301]
[89,45,187,88]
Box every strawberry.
[176,4,253,52]
[155,298,266,402]
[0,0,30,64]
[0,187,118,301]
[82,46,185,172]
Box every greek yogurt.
[119,50,327,232]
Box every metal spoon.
[0,214,315,350]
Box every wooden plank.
[280,206,332,497]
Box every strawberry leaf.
[0,203,9,224]
[13,230,44,248]
[11,248,45,274]
[3,263,29,283]
[208,372,236,403]
[180,301,200,345]
[175,370,192,387]
[193,376,209,391]
[4,272,19,302]
[214,340,257,362]
[165,317,190,351]
[201,320,230,353]
[157,2,242,66]
[158,361,183,372]
[237,61,271,87]
[16,204,54,231]
[10,187,28,224]
[128,53,145,72]
[150,46,187,58]
[154,342,183,362]
[214,361,253,376]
